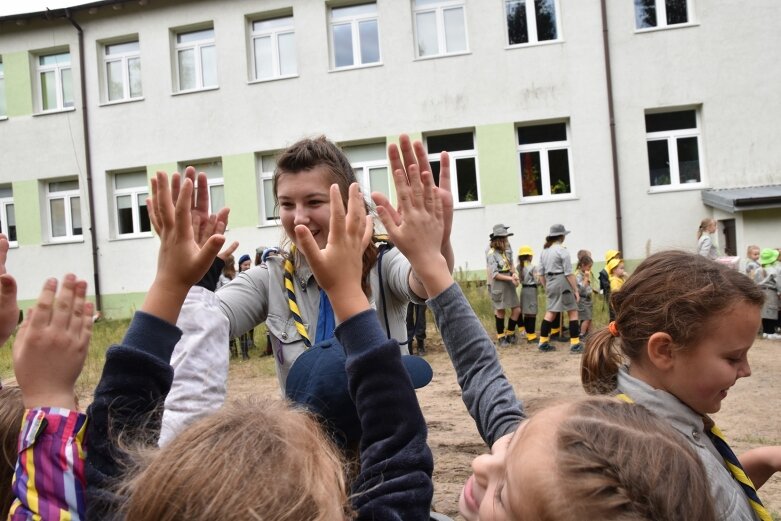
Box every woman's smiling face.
[276,166,334,250]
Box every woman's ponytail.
[581,327,623,395]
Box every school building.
[0,0,779,317]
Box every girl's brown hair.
[534,397,716,521]
[273,136,378,296]
[0,383,24,518]
[576,255,593,271]
[697,218,716,240]
[121,399,350,521]
[222,255,236,279]
[490,237,509,251]
[581,250,764,394]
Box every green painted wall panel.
[476,123,518,205]
[222,153,257,228]
[5,51,33,117]
[99,291,146,318]
[12,180,41,245]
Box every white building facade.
[0,0,778,317]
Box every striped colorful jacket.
[9,408,87,521]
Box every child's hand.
[296,183,372,321]
[12,275,93,410]
[0,234,19,345]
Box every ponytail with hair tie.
[581,326,623,395]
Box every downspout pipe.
[600,0,624,253]
[65,9,103,312]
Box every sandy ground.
[227,333,781,520]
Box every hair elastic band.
[608,321,619,337]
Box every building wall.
[0,0,778,316]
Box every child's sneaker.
[538,341,556,352]
[505,333,518,345]
[497,336,510,347]
[569,343,584,354]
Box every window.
[251,16,297,81]
[46,179,82,240]
[175,27,217,91]
[0,187,17,246]
[330,3,380,69]
[104,40,142,102]
[645,109,701,189]
[413,0,468,58]
[505,0,560,46]
[517,122,573,199]
[257,153,278,223]
[183,160,224,213]
[37,51,73,111]
[425,132,479,206]
[112,171,151,237]
[342,142,389,200]
[635,0,690,29]
[0,58,6,117]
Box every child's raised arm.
[0,234,19,348]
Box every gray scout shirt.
[617,367,759,521]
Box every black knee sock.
[540,319,552,339]
[495,316,505,336]
[507,318,517,333]
[524,316,536,335]
[569,320,581,342]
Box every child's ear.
[646,332,676,371]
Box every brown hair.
[697,218,716,240]
[222,255,236,280]
[273,136,378,296]
[0,383,24,518]
[490,237,509,251]
[582,251,764,394]
[543,235,564,249]
[576,255,593,271]
[530,397,715,520]
[121,399,351,521]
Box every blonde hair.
[121,399,351,521]
[535,397,715,520]
[0,383,24,518]
[582,251,763,395]
[697,218,716,240]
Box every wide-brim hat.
[285,337,433,447]
[760,248,780,266]
[517,245,534,256]
[604,249,621,263]
[492,224,513,238]
[548,224,570,236]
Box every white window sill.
[0,116,7,122]
[110,232,154,241]
[505,39,563,51]
[634,22,699,34]
[43,236,85,245]
[454,203,483,211]
[248,74,299,85]
[171,86,219,97]
[518,194,578,205]
[7,242,18,249]
[414,50,471,62]
[258,221,281,228]
[33,107,76,117]
[648,182,705,194]
[329,62,383,73]
[99,96,144,107]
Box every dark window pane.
[647,140,671,186]
[455,157,478,202]
[118,207,134,234]
[6,204,15,242]
[506,0,529,45]
[427,132,473,153]
[634,0,657,28]
[548,149,570,194]
[517,123,566,145]
[534,0,557,41]
[430,160,441,186]
[677,137,700,183]
[138,195,151,232]
[645,110,696,132]
[520,151,542,196]
[666,0,688,25]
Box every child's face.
[239,260,252,272]
[459,405,566,520]
[277,166,334,250]
[749,248,760,261]
[614,262,625,276]
[581,263,592,273]
[664,301,759,415]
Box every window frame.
[36,50,74,113]
[425,131,481,209]
[112,171,152,238]
[250,15,297,82]
[329,3,382,70]
[0,189,17,247]
[645,109,704,193]
[174,27,218,93]
[413,0,469,59]
[257,153,280,226]
[45,179,83,243]
[182,160,224,215]
[504,0,562,48]
[516,121,576,202]
[102,39,143,104]
[634,0,695,31]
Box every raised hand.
[12,274,93,410]
[0,234,19,345]
[295,183,372,321]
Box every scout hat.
[548,224,570,236]
[759,248,780,267]
[491,224,513,238]
[604,249,621,263]
[517,245,534,256]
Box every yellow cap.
[606,257,622,274]
[604,249,621,263]
[517,245,534,256]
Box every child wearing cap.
[754,248,780,340]
[599,249,620,322]
[486,224,521,346]
[607,257,628,293]
[516,245,539,343]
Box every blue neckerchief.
[315,289,336,343]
